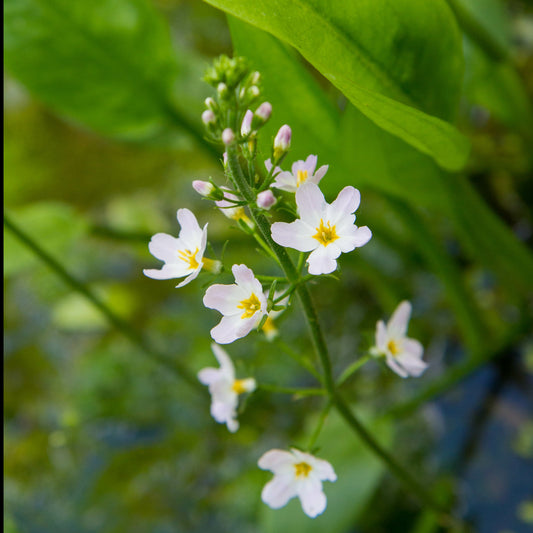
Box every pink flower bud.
[192,180,215,197]
[201,109,216,125]
[257,190,276,210]
[255,102,272,122]
[241,110,253,136]
[222,128,235,145]
[273,125,291,158]
[223,152,228,167]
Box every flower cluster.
[143,55,427,519]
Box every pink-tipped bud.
[204,97,217,111]
[222,128,235,145]
[223,152,228,167]
[257,189,276,210]
[273,125,291,159]
[192,180,215,197]
[217,82,229,99]
[201,109,216,125]
[255,102,272,122]
[241,110,253,137]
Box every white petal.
[397,354,428,377]
[402,338,424,359]
[143,264,189,280]
[272,171,297,192]
[197,367,220,385]
[258,449,295,473]
[211,398,237,425]
[203,284,243,315]
[335,225,372,253]
[147,233,180,263]
[226,417,239,433]
[298,477,327,518]
[329,186,360,220]
[307,245,339,275]
[232,264,257,290]
[177,208,203,249]
[211,343,236,378]
[261,475,298,509]
[302,154,318,175]
[385,355,409,378]
[308,457,337,482]
[210,314,244,344]
[376,320,388,351]
[271,220,316,252]
[388,301,412,336]
[234,314,262,339]
[238,377,257,393]
[295,182,326,225]
[175,266,202,288]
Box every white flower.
[271,155,328,193]
[203,264,268,344]
[143,208,208,288]
[271,182,372,275]
[258,448,337,518]
[371,301,428,378]
[198,343,256,432]
[215,188,254,228]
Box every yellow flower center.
[294,462,312,478]
[232,379,249,394]
[237,293,262,319]
[312,219,339,246]
[296,169,309,187]
[178,247,200,270]
[387,340,401,356]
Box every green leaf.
[4,0,197,141]
[208,0,469,170]
[259,409,392,533]
[4,202,89,277]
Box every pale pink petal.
[272,170,298,192]
[203,284,243,315]
[376,320,388,350]
[177,209,203,250]
[234,314,262,339]
[271,220,316,251]
[329,186,360,219]
[232,264,255,287]
[261,475,297,509]
[147,233,180,263]
[143,264,190,280]
[313,164,329,181]
[211,343,236,377]
[385,355,409,378]
[301,154,318,175]
[396,352,428,377]
[210,314,244,344]
[307,245,339,275]
[388,301,412,336]
[295,182,326,225]
[335,225,372,253]
[402,338,424,359]
[258,449,295,473]
[297,477,327,518]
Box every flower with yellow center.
[258,448,337,518]
[203,264,268,344]
[271,182,372,275]
[144,208,220,288]
[198,343,256,433]
[266,154,328,193]
[371,301,428,378]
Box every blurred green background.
[4,1,533,532]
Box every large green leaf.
[260,410,392,533]
[207,0,469,170]
[4,0,201,141]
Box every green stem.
[337,354,372,386]
[226,146,451,518]
[275,340,323,383]
[258,384,325,396]
[307,401,332,451]
[4,214,206,396]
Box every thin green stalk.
[337,354,372,386]
[226,145,453,518]
[4,214,206,396]
[275,339,323,382]
[258,384,325,396]
[307,401,332,451]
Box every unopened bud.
[222,152,228,167]
[251,71,261,85]
[204,97,217,111]
[273,124,292,159]
[217,82,229,99]
[192,180,216,197]
[255,102,272,122]
[248,85,260,99]
[257,189,276,210]
[241,110,253,137]
[201,109,216,125]
[222,128,235,145]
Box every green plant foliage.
[3,0,196,140]
[207,0,469,170]
[4,202,88,277]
